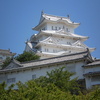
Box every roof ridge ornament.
[67,15,70,19]
[41,10,44,15]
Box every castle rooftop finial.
[67,15,70,19]
[41,10,44,14]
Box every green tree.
[15,51,40,62]
[35,67,80,94]
[0,68,100,100]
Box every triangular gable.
[4,59,22,69]
[72,40,88,48]
[40,37,57,44]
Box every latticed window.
[91,76,100,82]
[0,57,3,59]
[52,26,53,30]
[32,74,36,79]
[55,27,57,30]
[7,78,16,83]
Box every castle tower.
[25,12,95,59]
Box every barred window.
[0,57,3,59]
[91,76,100,82]
[7,78,16,83]
[32,74,36,79]
[52,26,53,30]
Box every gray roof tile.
[0,51,92,73]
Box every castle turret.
[25,12,95,59]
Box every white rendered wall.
[85,76,92,89]
[84,65,100,89]
[46,23,74,33]
[66,62,85,80]
[0,61,85,89]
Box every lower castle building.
[0,13,100,89]
[0,50,100,89]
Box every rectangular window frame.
[32,74,36,79]
[7,78,16,83]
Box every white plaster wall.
[75,62,85,79]
[37,35,48,42]
[6,65,62,88]
[25,44,32,52]
[0,74,7,83]
[41,45,63,53]
[46,23,74,33]
[66,62,85,80]
[85,76,92,89]
[40,45,80,55]
[84,66,100,89]
[85,76,100,89]
[52,36,75,45]
[38,34,76,45]
[0,60,86,89]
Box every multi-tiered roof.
[25,12,95,59]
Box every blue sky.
[0,0,100,58]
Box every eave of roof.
[83,59,100,68]
[33,19,80,31]
[0,50,93,73]
[84,71,100,76]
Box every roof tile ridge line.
[83,63,100,68]
[0,57,86,72]
[39,11,45,24]
[21,51,88,64]
[43,14,80,25]
[33,19,45,30]
[39,36,56,43]
[94,59,100,61]
[40,36,58,44]
[13,59,23,66]
[84,71,100,75]
[86,48,94,62]
[43,13,69,19]
[71,33,89,38]
[72,40,88,48]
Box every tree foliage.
[1,52,40,68]
[15,51,40,62]
[0,67,100,100]
[35,67,79,94]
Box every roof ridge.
[43,13,69,19]
[21,51,88,64]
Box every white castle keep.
[25,12,95,59]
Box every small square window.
[7,78,16,83]
[52,26,53,30]
[55,27,57,30]
[0,57,3,59]
[32,74,36,79]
